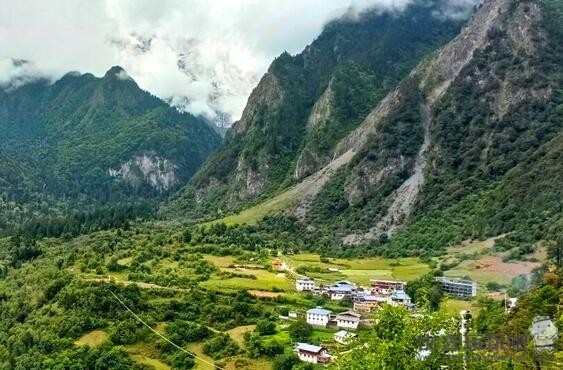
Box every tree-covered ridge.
[164,0,466,220]
[0,66,222,236]
[284,0,560,255]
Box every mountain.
[166,0,563,256]
[0,66,222,235]
[164,0,469,219]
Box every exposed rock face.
[418,0,512,104]
[294,84,335,180]
[109,154,178,192]
[165,1,467,219]
[280,0,513,243]
[232,73,284,135]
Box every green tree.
[256,319,276,336]
[273,352,300,370]
[288,320,312,342]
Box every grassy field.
[74,330,108,347]
[226,325,256,346]
[202,255,237,268]
[200,264,293,293]
[200,273,292,293]
[441,298,481,316]
[285,254,431,285]
[188,343,216,370]
[206,188,296,226]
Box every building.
[336,311,362,329]
[370,279,406,295]
[288,311,298,318]
[295,343,331,364]
[306,306,332,327]
[387,290,412,307]
[327,280,357,300]
[272,259,285,271]
[435,277,477,298]
[353,295,384,313]
[296,278,316,292]
[334,330,357,344]
[327,286,354,300]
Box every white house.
[288,311,298,318]
[387,290,412,307]
[295,343,331,364]
[296,278,316,292]
[334,330,357,344]
[336,311,361,329]
[306,306,332,327]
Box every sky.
[0,0,476,125]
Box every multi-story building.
[435,277,477,298]
[387,290,413,307]
[306,306,332,327]
[326,280,357,300]
[353,295,384,313]
[334,330,357,344]
[296,278,316,292]
[336,311,361,329]
[370,279,406,295]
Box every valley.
[1,0,563,369]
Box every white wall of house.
[337,318,359,329]
[296,280,315,291]
[298,352,319,364]
[307,313,330,326]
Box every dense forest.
[0,66,221,237]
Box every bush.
[165,320,211,345]
[273,352,300,370]
[203,334,240,359]
[288,320,312,342]
[256,319,277,335]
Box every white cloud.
[0,0,475,124]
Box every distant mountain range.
[0,65,221,235]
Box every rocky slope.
[166,0,562,257]
[164,0,467,219]
[309,0,563,251]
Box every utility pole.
[460,310,472,370]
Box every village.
[268,259,479,365]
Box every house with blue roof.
[306,306,332,326]
[295,343,331,363]
[387,290,412,307]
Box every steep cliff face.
[165,0,466,219]
[308,0,563,249]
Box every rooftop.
[390,290,411,300]
[370,279,406,284]
[337,311,362,318]
[307,306,332,315]
[335,330,357,337]
[435,276,475,285]
[328,285,354,292]
[296,343,324,353]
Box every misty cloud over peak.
[0,0,479,125]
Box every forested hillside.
[164,0,467,219]
[0,66,222,237]
[167,0,563,259]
